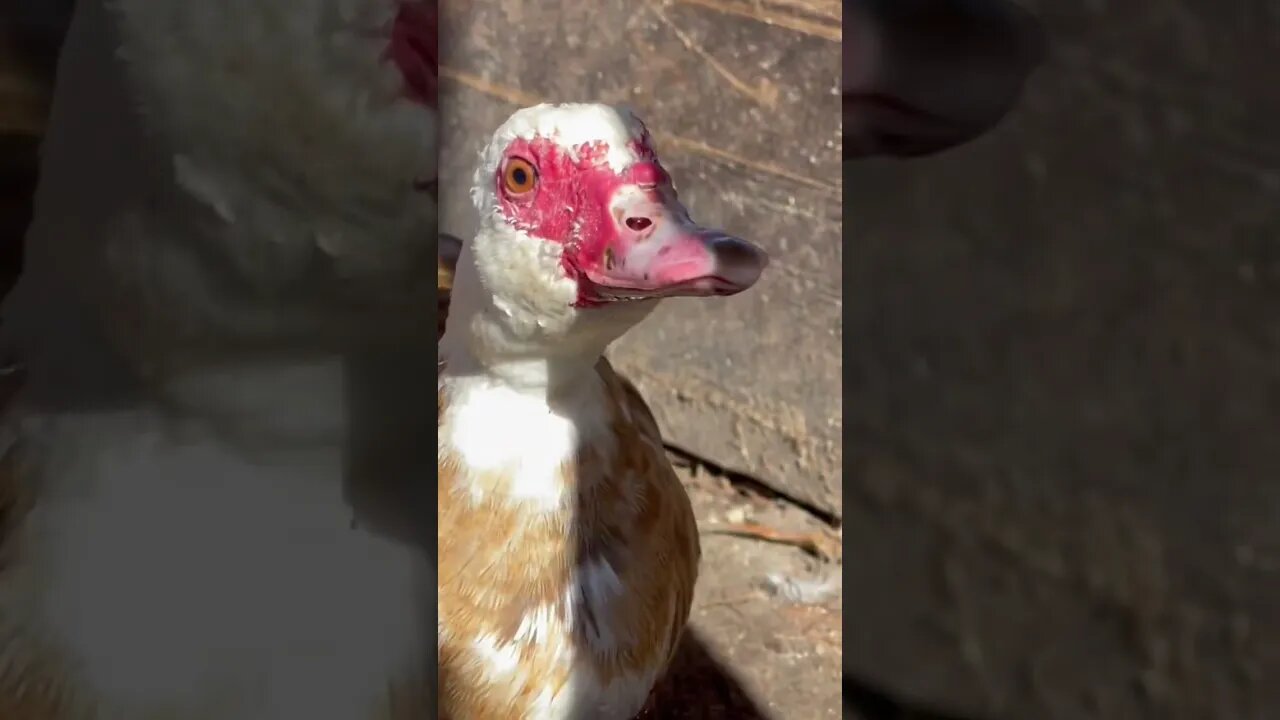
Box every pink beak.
[578,185,768,302]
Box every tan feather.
[437,369,699,719]
[437,236,700,717]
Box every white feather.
[438,104,672,720]
[0,0,439,716]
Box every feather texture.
[0,1,440,717]
[437,234,697,719]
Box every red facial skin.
[385,1,437,195]
[386,0,438,110]
[495,135,670,308]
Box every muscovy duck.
[436,103,767,720]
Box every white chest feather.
[438,374,614,511]
[5,410,431,720]
[438,374,668,720]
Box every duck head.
[444,103,767,383]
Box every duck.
[0,0,439,717]
[436,103,768,720]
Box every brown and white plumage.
[438,360,697,719]
[439,236,695,713]
[436,103,766,719]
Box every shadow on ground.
[649,630,771,719]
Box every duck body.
[436,103,766,719]
[0,0,438,717]
[438,357,698,719]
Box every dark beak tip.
[709,235,769,291]
[723,235,767,259]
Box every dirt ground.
[676,459,842,719]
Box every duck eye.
[503,158,536,195]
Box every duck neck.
[440,313,601,405]
[437,247,653,512]
[439,246,648,402]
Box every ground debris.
[760,571,842,605]
[700,521,843,562]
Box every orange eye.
[503,158,537,194]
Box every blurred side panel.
[0,0,75,296]
[845,1,1280,718]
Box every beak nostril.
[625,217,653,232]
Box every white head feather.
[443,103,660,391]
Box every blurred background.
[846,2,1280,719]
[0,0,74,298]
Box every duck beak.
[578,185,768,303]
